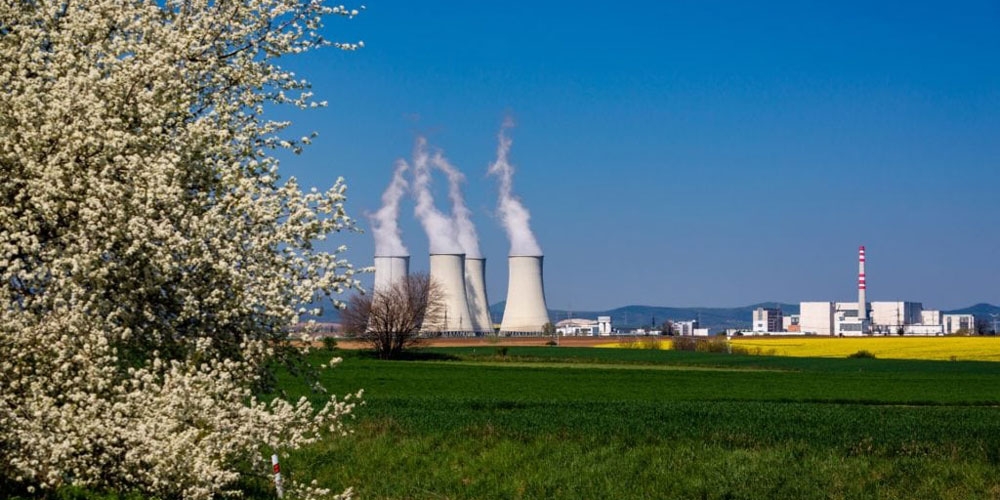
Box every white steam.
[488,121,542,257]
[411,137,462,254]
[431,151,482,259]
[369,160,409,257]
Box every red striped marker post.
[272,454,284,498]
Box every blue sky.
[275,1,1000,310]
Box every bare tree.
[660,320,674,336]
[341,273,444,359]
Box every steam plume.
[370,160,409,256]
[412,137,462,254]
[488,121,542,256]
[431,151,482,259]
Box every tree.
[660,320,675,336]
[0,1,364,498]
[341,273,444,360]
[541,321,557,344]
[975,317,991,335]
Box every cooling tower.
[373,255,409,292]
[425,253,474,334]
[500,255,550,334]
[464,258,493,334]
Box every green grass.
[267,347,1000,499]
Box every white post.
[271,454,284,498]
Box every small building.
[556,316,614,336]
[921,310,942,326]
[870,301,923,334]
[942,314,975,334]
[556,318,599,336]
[597,316,612,335]
[800,302,835,336]
[672,319,699,336]
[783,314,801,332]
[904,324,944,335]
[693,328,711,337]
[752,307,783,333]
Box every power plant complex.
[750,245,976,337]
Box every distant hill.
[314,301,998,333]
[489,302,799,333]
[945,303,1000,317]
[490,302,999,333]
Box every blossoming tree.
[0,1,364,498]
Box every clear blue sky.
[276,0,1000,311]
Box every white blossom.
[0,1,364,498]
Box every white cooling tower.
[425,253,474,334]
[499,255,550,334]
[464,258,493,334]
[373,255,409,292]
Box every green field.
[268,347,1000,499]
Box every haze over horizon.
[275,1,1000,312]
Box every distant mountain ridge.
[488,302,798,332]
[313,301,999,333]
[489,302,999,333]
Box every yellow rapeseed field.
[730,336,1000,361]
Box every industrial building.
[749,246,979,337]
[752,307,783,334]
[556,316,612,336]
[943,314,975,334]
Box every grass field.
[266,346,1000,499]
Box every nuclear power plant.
[748,245,976,337]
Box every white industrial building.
[943,314,975,334]
[556,316,612,336]
[782,314,800,332]
[800,302,835,336]
[671,319,700,336]
[797,300,975,337]
[782,246,978,337]
[870,301,923,335]
[752,307,783,333]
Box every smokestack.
[425,253,474,334]
[858,245,867,321]
[373,255,409,293]
[464,258,492,334]
[500,255,550,334]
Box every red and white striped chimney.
[858,245,867,321]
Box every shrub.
[322,336,339,351]
[696,337,731,353]
[671,337,699,351]
[848,350,877,359]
